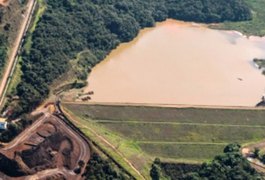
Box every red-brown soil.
[0,0,9,7]
[0,113,91,179]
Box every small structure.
[81,96,91,101]
[0,118,7,130]
[88,91,94,95]
[12,96,20,101]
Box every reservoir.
[85,20,265,107]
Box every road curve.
[61,104,146,180]
[242,141,265,174]
[0,109,91,179]
[1,112,48,151]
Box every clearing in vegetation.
[62,103,265,178]
[215,0,265,36]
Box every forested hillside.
[15,0,251,115]
[82,153,130,179]
[0,33,7,74]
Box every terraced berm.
[63,103,265,162]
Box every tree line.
[82,153,131,179]
[0,32,7,77]
[151,144,262,180]
[13,0,252,115]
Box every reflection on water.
[86,20,265,107]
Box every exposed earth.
[0,106,91,179]
[0,0,9,7]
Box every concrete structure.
[0,118,7,130]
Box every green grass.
[50,50,94,92]
[6,57,22,95]
[61,106,151,179]
[97,122,265,143]
[214,0,265,36]
[63,103,265,163]
[1,0,46,108]
[65,104,265,125]
[139,143,225,161]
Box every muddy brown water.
[85,20,265,107]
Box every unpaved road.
[0,107,91,180]
[23,115,89,180]
[0,0,35,107]
[0,0,9,6]
[61,105,146,180]
[1,111,49,151]
[242,141,265,173]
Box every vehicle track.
[0,108,90,179]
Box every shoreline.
[63,101,265,111]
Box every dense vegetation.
[160,162,201,179]
[82,153,130,179]
[14,0,252,115]
[216,0,265,36]
[151,144,262,180]
[0,33,7,75]
[253,58,265,73]
[0,153,25,177]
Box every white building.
[0,118,7,130]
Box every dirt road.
[1,111,49,151]
[0,0,36,107]
[0,0,9,6]
[61,105,146,180]
[0,107,91,180]
[242,141,265,173]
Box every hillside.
[215,0,265,36]
[62,103,265,177]
[0,0,27,77]
[1,0,265,179]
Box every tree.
[150,158,162,180]
[12,0,253,118]
[83,153,129,179]
[155,144,262,180]
[260,154,265,164]
[223,143,241,153]
[253,148,260,159]
[193,144,261,179]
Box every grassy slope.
[99,122,265,142]
[68,105,265,125]
[61,106,150,179]
[63,104,265,163]
[214,0,265,36]
[60,0,265,165]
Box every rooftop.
[0,118,7,123]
